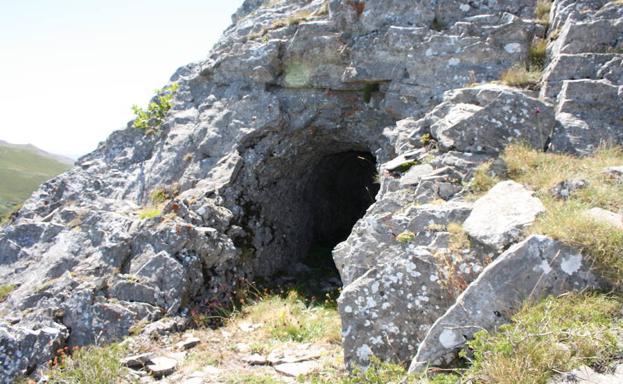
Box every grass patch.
[501,143,623,283]
[0,284,16,302]
[230,290,341,344]
[461,293,623,384]
[396,231,416,243]
[0,143,71,219]
[500,66,541,88]
[529,38,548,69]
[467,161,500,198]
[535,0,552,25]
[226,374,282,384]
[46,344,127,384]
[138,208,162,220]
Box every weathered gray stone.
[147,356,178,378]
[550,80,623,155]
[585,207,623,229]
[549,363,623,384]
[410,235,605,371]
[407,85,555,154]
[550,179,588,200]
[463,181,545,251]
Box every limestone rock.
[463,181,545,251]
[585,207,623,229]
[549,363,623,384]
[550,80,623,155]
[410,235,605,371]
[407,85,555,154]
[147,356,178,378]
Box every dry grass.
[500,66,542,88]
[463,293,623,384]
[467,161,500,198]
[502,143,623,283]
[535,0,552,25]
[529,38,548,69]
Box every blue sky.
[0,0,242,158]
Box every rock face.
[409,235,605,371]
[463,180,545,251]
[0,0,622,381]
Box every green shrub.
[132,83,179,131]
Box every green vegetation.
[132,83,179,132]
[500,38,549,89]
[393,160,418,173]
[226,374,281,384]
[500,144,623,283]
[0,284,16,302]
[363,83,380,103]
[461,293,623,384]
[396,230,416,243]
[138,208,162,220]
[231,290,341,344]
[529,38,548,70]
[0,142,71,221]
[467,161,499,197]
[46,344,127,384]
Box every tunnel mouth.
[245,148,379,299]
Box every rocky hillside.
[0,141,72,220]
[1,0,622,382]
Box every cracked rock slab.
[409,235,605,371]
[463,180,545,251]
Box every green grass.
[138,208,162,220]
[0,284,16,302]
[231,290,341,344]
[0,143,71,219]
[501,143,623,283]
[226,374,282,384]
[46,344,127,384]
[396,231,416,243]
[461,293,623,384]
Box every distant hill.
[0,140,72,218]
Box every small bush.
[462,293,623,384]
[396,231,416,243]
[149,186,171,204]
[132,83,179,132]
[47,344,127,384]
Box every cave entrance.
[271,150,379,298]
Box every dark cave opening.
[269,150,379,297]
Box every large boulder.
[410,235,605,371]
[550,80,623,155]
[463,181,546,251]
[402,85,556,154]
